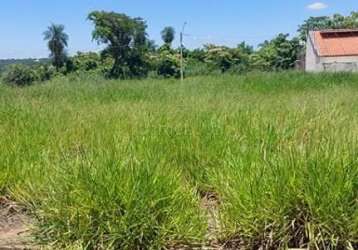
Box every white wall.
[321,56,358,63]
[305,36,321,72]
[320,56,358,72]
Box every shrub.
[156,50,181,78]
[250,34,302,71]
[33,64,56,81]
[185,59,211,77]
[3,64,38,86]
[66,52,101,73]
[203,44,252,73]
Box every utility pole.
[180,22,187,82]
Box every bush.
[156,50,181,78]
[2,64,38,86]
[33,64,56,81]
[65,52,119,79]
[203,44,252,73]
[185,59,211,77]
[250,34,302,71]
[66,52,101,73]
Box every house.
[305,29,358,72]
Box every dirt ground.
[168,191,242,250]
[0,196,35,250]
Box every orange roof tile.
[313,30,358,57]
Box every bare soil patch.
[168,190,243,250]
[200,191,220,245]
[0,196,36,250]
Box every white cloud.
[307,2,328,10]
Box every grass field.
[0,72,357,249]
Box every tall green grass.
[0,71,357,249]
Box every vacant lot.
[0,72,357,249]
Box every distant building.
[305,29,358,72]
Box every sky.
[0,0,356,59]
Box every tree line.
[2,11,358,86]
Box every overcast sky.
[0,0,356,59]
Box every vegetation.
[43,24,69,70]
[2,63,55,86]
[203,42,253,73]
[298,12,358,40]
[161,26,175,46]
[2,11,357,85]
[250,34,302,71]
[0,58,49,73]
[154,49,181,78]
[0,9,357,249]
[2,64,39,86]
[65,52,112,75]
[0,72,357,249]
[88,11,150,79]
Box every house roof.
[310,29,358,57]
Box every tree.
[251,34,302,71]
[204,45,236,73]
[43,24,69,70]
[64,52,102,74]
[146,39,157,52]
[188,48,206,62]
[155,47,181,78]
[203,43,253,73]
[161,27,175,46]
[298,12,358,41]
[343,11,358,28]
[88,11,149,78]
[237,42,254,55]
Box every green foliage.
[184,59,209,77]
[0,58,50,73]
[188,48,206,62]
[65,52,101,73]
[155,49,181,78]
[0,73,357,249]
[2,64,38,86]
[204,44,234,73]
[33,64,56,81]
[237,41,254,55]
[2,63,56,86]
[146,39,158,52]
[7,10,358,85]
[203,42,252,73]
[251,34,302,71]
[161,26,175,46]
[43,24,69,70]
[88,11,149,79]
[298,12,358,40]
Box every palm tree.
[161,27,175,46]
[43,24,69,70]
